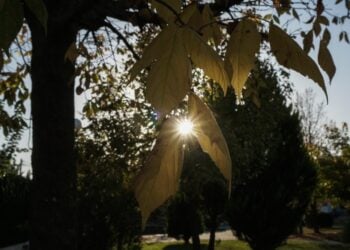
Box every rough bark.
[28,14,77,250]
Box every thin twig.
[103,21,140,60]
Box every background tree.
[73,50,155,250]
[294,88,327,157]
[294,89,350,230]
[167,192,204,250]
[318,122,350,204]
[213,62,317,250]
[201,178,228,250]
[1,1,350,249]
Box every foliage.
[76,119,143,250]
[0,174,30,247]
[295,90,350,205]
[0,117,26,176]
[75,80,154,250]
[167,142,229,250]
[217,62,317,250]
[317,122,350,204]
[167,192,204,244]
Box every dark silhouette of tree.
[218,62,317,250]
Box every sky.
[290,24,350,126]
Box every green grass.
[142,240,349,250]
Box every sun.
[177,118,194,136]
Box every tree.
[167,145,229,250]
[213,62,317,250]
[201,178,228,250]
[75,120,144,250]
[294,88,327,156]
[1,1,349,249]
[294,90,350,229]
[317,122,350,204]
[167,192,204,250]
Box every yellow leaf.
[318,29,336,82]
[269,24,327,99]
[145,26,191,114]
[134,117,184,227]
[187,4,202,28]
[129,25,176,81]
[225,19,260,99]
[186,4,222,45]
[201,5,222,46]
[180,3,197,24]
[150,0,181,23]
[182,27,229,93]
[64,43,79,62]
[189,93,232,189]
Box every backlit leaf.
[187,4,202,28]
[145,26,191,114]
[24,0,48,33]
[225,19,260,99]
[318,29,336,82]
[269,24,327,99]
[180,3,196,23]
[134,117,184,227]
[189,93,232,189]
[186,5,222,45]
[182,28,229,93]
[0,0,23,51]
[150,0,181,23]
[201,5,222,46]
[129,25,175,81]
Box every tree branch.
[103,21,140,60]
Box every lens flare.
[177,119,194,136]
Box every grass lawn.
[142,240,349,250]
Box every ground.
[141,226,350,250]
[142,239,349,250]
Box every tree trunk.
[208,222,216,250]
[311,201,320,234]
[28,16,77,250]
[192,234,201,250]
